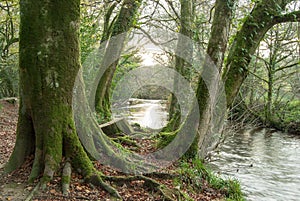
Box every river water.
[210,128,300,201]
[126,99,300,201]
[126,98,169,130]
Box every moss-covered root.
[104,175,183,201]
[86,173,122,199]
[62,160,72,196]
[25,182,41,201]
[62,121,121,199]
[111,136,140,148]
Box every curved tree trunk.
[223,0,300,106]
[5,0,119,197]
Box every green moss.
[156,131,178,149]
[176,159,245,200]
[184,134,199,159]
[64,124,95,177]
[41,175,52,184]
[62,175,71,184]
[161,110,181,132]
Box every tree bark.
[5,1,118,197]
[191,0,236,158]
[167,0,194,131]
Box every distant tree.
[238,22,299,131]
[224,0,300,106]
[94,0,142,121]
[0,0,19,97]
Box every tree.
[236,21,300,131]
[158,0,236,158]
[166,0,194,131]
[5,0,120,197]
[0,0,19,97]
[191,0,300,157]
[194,0,237,157]
[94,0,142,121]
[224,0,300,106]
[258,24,299,123]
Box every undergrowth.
[176,159,245,201]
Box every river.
[126,98,169,130]
[125,99,300,201]
[210,128,300,201]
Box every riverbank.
[0,100,244,200]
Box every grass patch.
[176,158,245,201]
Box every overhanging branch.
[273,10,300,24]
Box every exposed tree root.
[24,171,122,200]
[25,182,40,201]
[62,160,72,196]
[87,172,122,199]
[104,175,185,201]
[23,157,122,200]
[111,136,140,148]
[143,172,178,180]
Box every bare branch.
[134,26,177,46]
[275,62,299,72]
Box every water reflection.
[210,128,300,201]
[126,98,169,130]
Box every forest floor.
[0,100,228,201]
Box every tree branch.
[135,26,177,46]
[273,10,300,24]
[248,70,269,83]
[275,62,299,72]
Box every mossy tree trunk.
[190,0,236,158]
[223,0,300,107]
[166,0,194,132]
[94,0,142,121]
[5,0,119,197]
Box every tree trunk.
[94,0,142,121]
[190,0,236,158]
[166,0,194,131]
[5,0,118,196]
[266,67,273,122]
